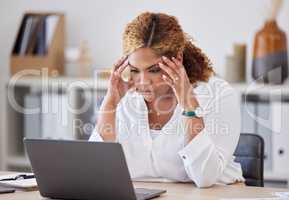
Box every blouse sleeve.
[88,128,104,142]
[88,103,121,142]
[177,84,241,188]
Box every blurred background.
[0,0,288,188]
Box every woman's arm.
[154,56,241,187]
[89,55,132,142]
[181,96,204,143]
[95,96,118,142]
[178,87,241,188]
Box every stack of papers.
[275,192,289,199]
[0,173,37,190]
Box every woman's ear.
[177,51,183,63]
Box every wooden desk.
[0,171,288,200]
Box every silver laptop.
[24,138,166,200]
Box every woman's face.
[127,48,172,102]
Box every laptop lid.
[24,138,137,200]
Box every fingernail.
[162,56,167,60]
[172,57,176,60]
[159,62,164,66]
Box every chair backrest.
[233,133,264,187]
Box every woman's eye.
[130,69,139,73]
[149,68,161,73]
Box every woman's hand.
[106,55,134,106]
[159,56,204,143]
[159,56,198,111]
[97,55,133,141]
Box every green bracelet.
[182,110,196,117]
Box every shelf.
[7,76,109,90]
[231,82,289,96]
[8,78,289,95]
[2,76,109,171]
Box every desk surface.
[0,171,288,200]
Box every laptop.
[24,138,166,200]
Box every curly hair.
[122,12,214,84]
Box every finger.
[159,62,179,83]
[171,57,183,71]
[162,74,174,87]
[162,56,179,73]
[115,59,129,76]
[113,55,128,71]
[114,55,127,71]
[110,71,120,83]
[162,56,176,66]
[172,57,185,76]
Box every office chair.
[234,133,264,187]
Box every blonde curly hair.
[122,12,214,84]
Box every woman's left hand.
[160,56,204,142]
[159,56,199,111]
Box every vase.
[252,20,288,84]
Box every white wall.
[1,0,289,78]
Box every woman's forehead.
[128,48,162,69]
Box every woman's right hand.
[105,55,134,106]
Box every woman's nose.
[139,72,151,85]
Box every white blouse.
[150,129,161,140]
[89,76,245,188]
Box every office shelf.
[8,77,109,90]
[231,83,289,95]
[1,76,108,171]
[232,82,289,183]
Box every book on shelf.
[10,12,65,76]
[14,14,60,56]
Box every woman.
[89,12,244,188]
